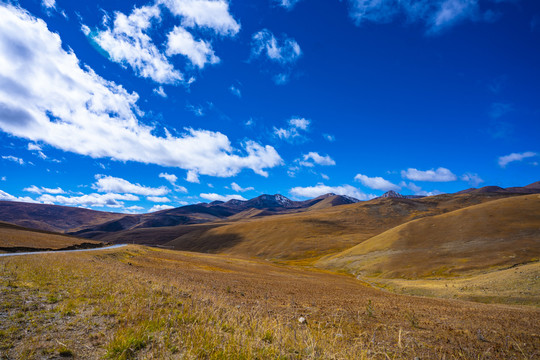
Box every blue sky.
[0,0,539,213]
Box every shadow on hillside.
[167,231,245,253]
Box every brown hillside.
[160,192,518,259]
[0,221,102,250]
[319,194,540,278]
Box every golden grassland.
[156,192,514,260]
[0,222,102,250]
[318,195,540,279]
[1,246,540,359]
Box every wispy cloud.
[251,29,301,84]
[276,0,302,10]
[2,155,24,165]
[200,193,246,202]
[147,196,171,202]
[153,86,167,98]
[159,172,187,192]
[354,173,400,191]
[401,167,457,182]
[347,0,508,33]
[290,183,373,200]
[498,151,537,168]
[229,85,241,98]
[23,185,65,194]
[231,182,254,192]
[274,117,310,142]
[461,173,484,186]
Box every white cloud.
[402,182,442,197]
[92,5,183,84]
[186,103,205,116]
[38,192,139,208]
[0,189,39,203]
[229,85,241,98]
[302,152,336,166]
[149,204,175,212]
[27,143,42,151]
[41,0,56,9]
[23,185,65,194]
[93,175,169,196]
[289,183,373,200]
[321,173,329,180]
[1,177,6,181]
[159,0,240,36]
[186,170,200,183]
[2,155,24,165]
[166,26,219,68]
[401,167,457,182]
[354,173,400,191]
[461,173,484,187]
[274,117,310,141]
[159,172,187,192]
[323,133,335,142]
[231,182,254,192]
[159,172,178,184]
[0,6,282,179]
[200,193,246,202]
[498,151,537,168]
[153,86,167,98]
[277,0,302,10]
[147,196,171,202]
[252,29,301,65]
[347,0,501,33]
[289,117,310,130]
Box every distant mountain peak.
[380,190,405,199]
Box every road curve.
[0,244,127,257]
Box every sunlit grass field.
[1,246,539,359]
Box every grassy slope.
[0,222,102,250]
[319,194,540,278]
[1,246,538,359]
[160,192,516,260]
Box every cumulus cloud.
[252,29,301,65]
[38,192,139,208]
[159,0,240,36]
[93,175,169,196]
[2,155,24,165]
[274,117,310,141]
[498,151,537,168]
[186,170,200,183]
[200,193,246,202]
[147,196,171,202]
[0,189,39,203]
[461,173,484,186]
[302,152,336,166]
[354,173,400,191]
[92,5,183,84]
[347,0,507,33]
[23,185,65,194]
[0,6,282,179]
[231,182,254,192]
[149,204,175,212]
[289,183,373,200]
[401,167,457,182]
[166,26,219,68]
[323,133,335,142]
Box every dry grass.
[319,194,540,279]
[0,222,102,250]
[1,245,539,359]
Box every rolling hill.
[318,194,540,278]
